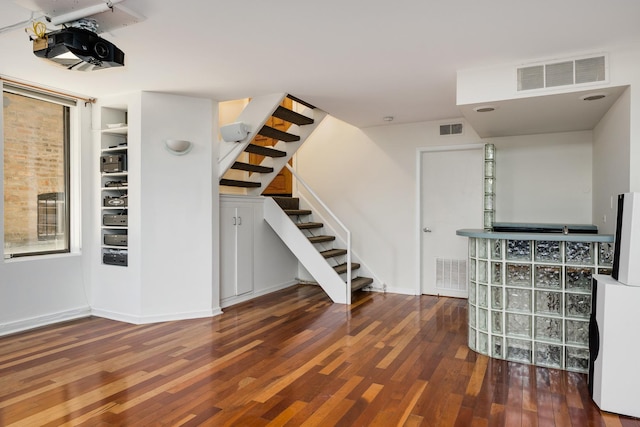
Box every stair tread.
[286,94,316,110]
[259,125,300,142]
[220,178,261,188]
[308,235,335,243]
[334,262,361,274]
[284,209,312,216]
[244,144,287,158]
[351,276,373,291]
[297,222,323,229]
[272,196,299,210]
[320,249,348,258]
[272,106,314,126]
[231,161,274,174]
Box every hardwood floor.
[0,285,638,426]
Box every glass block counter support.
[457,229,614,373]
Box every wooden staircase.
[270,196,373,295]
[219,94,323,194]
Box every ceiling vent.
[517,55,606,91]
[440,123,463,136]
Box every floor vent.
[440,123,463,136]
[435,258,467,291]
[517,55,606,91]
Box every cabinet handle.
[237,216,242,225]
[232,217,236,226]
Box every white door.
[420,146,483,297]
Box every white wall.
[488,131,593,224]
[593,88,631,234]
[0,92,91,336]
[296,118,482,293]
[139,92,216,320]
[298,117,600,292]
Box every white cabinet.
[220,205,254,300]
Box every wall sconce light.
[164,139,192,155]
[220,121,250,142]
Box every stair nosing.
[230,161,274,174]
[244,144,287,158]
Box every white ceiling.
[1,0,640,129]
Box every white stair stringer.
[264,197,349,304]
[246,108,327,197]
[218,93,287,179]
[296,193,382,291]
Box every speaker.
[612,193,640,286]
[589,274,640,418]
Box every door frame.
[416,144,483,296]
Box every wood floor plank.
[0,285,636,426]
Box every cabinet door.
[220,206,238,300]
[235,206,254,296]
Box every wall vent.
[440,123,463,136]
[435,258,467,291]
[517,55,606,91]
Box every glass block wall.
[468,237,614,372]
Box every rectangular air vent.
[440,123,463,136]
[435,258,467,291]
[517,55,606,91]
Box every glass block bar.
[506,288,532,313]
[535,240,561,263]
[506,263,531,286]
[534,265,561,289]
[535,290,562,316]
[478,284,488,308]
[478,308,488,332]
[565,319,589,346]
[506,338,532,364]
[478,332,489,355]
[535,343,562,368]
[535,316,562,342]
[478,261,488,283]
[463,233,612,374]
[566,267,593,293]
[506,313,531,338]
[507,240,531,261]
[599,242,614,266]
[566,346,590,372]
[565,294,591,319]
[491,240,502,260]
[491,286,503,309]
[491,311,503,334]
[478,239,488,259]
[491,262,502,285]
[565,241,594,265]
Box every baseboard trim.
[91,308,223,325]
[221,280,297,309]
[0,306,91,337]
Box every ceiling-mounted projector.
[33,27,124,71]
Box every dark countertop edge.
[456,228,614,242]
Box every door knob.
[423,227,432,232]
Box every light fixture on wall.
[164,139,192,155]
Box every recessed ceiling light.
[383,116,394,122]
[473,106,496,113]
[580,93,607,101]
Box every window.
[2,84,74,258]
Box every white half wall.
[488,131,593,224]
